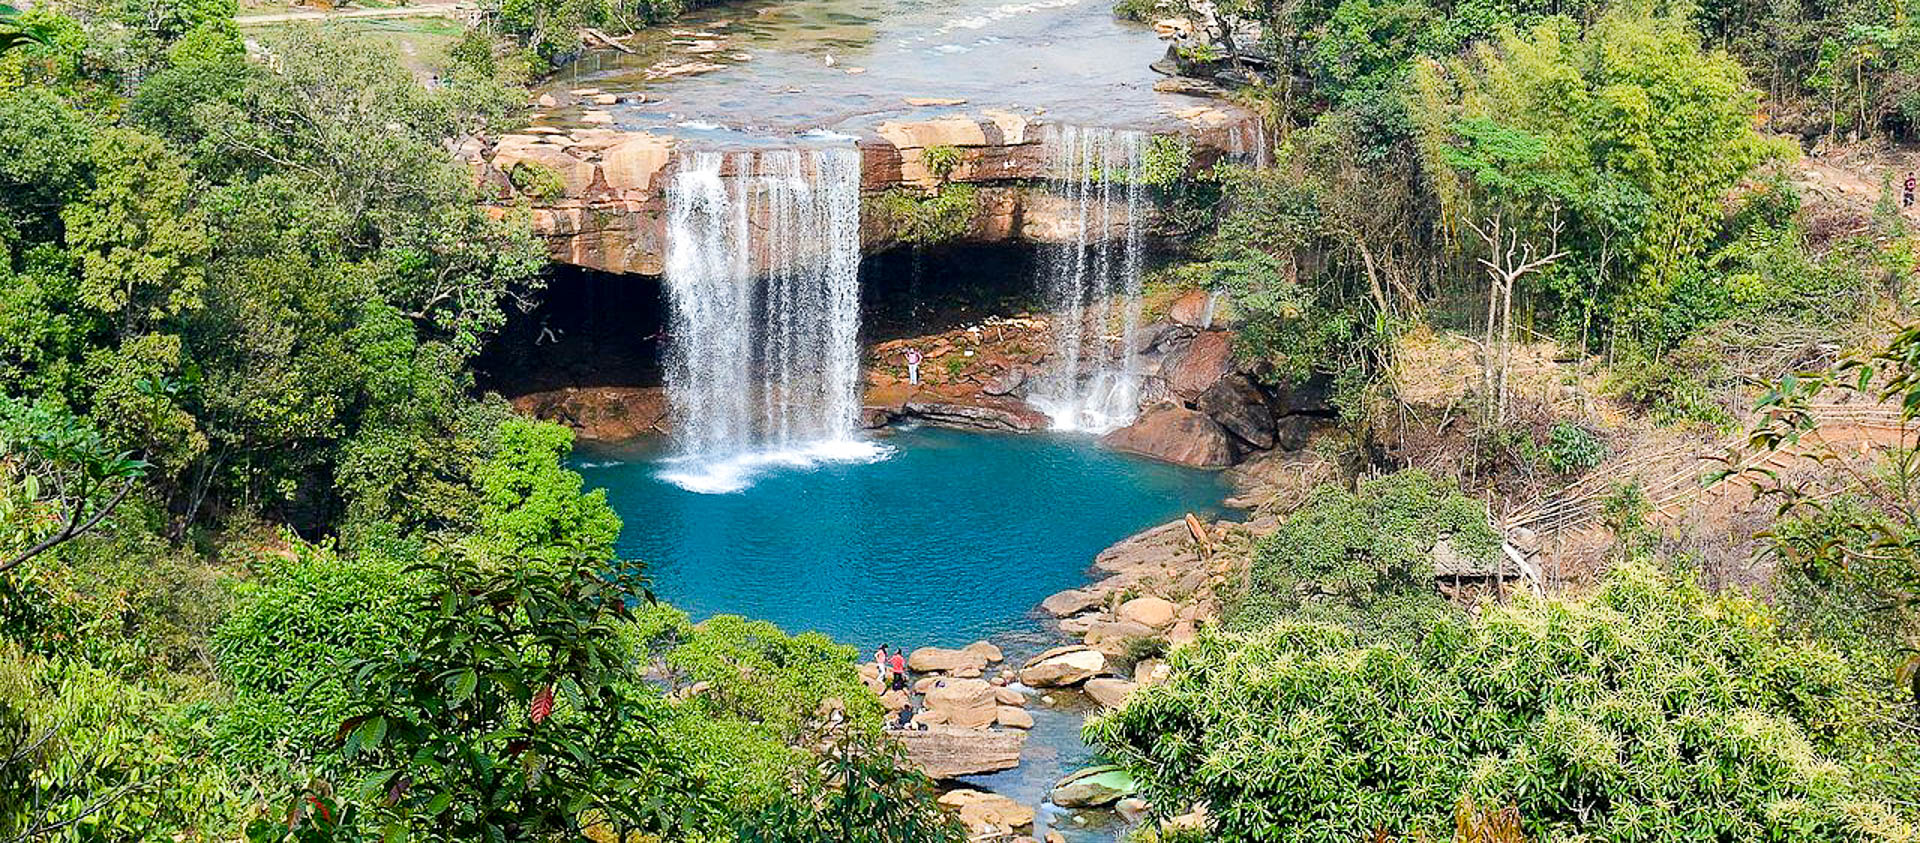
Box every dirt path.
[1794,144,1920,225]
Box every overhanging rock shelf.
[461,106,1264,276]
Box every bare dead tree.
[1470,207,1565,425]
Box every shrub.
[1089,563,1917,842]
[1542,420,1606,473]
[1231,470,1496,638]
[919,145,961,181]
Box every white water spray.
[1028,125,1148,434]
[659,144,887,494]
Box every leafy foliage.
[1091,563,1917,841]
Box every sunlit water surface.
[576,426,1232,841]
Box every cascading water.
[658,144,886,493]
[1027,125,1148,434]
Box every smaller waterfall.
[658,144,887,494]
[1028,125,1148,434]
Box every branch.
[0,476,136,575]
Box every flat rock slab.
[893,724,1026,779]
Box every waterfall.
[1028,125,1148,434]
[658,144,886,493]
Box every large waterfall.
[1027,126,1148,434]
[658,144,886,493]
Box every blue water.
[577,425,1229,841]
[576,426,1232,650]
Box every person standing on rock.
[905,347,923,386]
[874,645,890,682]
[890,649,907,690]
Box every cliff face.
[463,107,1262,276]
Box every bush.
[211,539,428,776]
[1231,470,1496,638]
[1089,564,1918,842]
[1542,420,1606,473]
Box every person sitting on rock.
[895,703,914,730]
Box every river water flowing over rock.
[1028,126,1148,434]
[658,144,887,493]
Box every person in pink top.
[905,347,923,386]
[874,645,889,681]
[889,650,907,690]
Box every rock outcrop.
[1101,406,1236,468]
[508,386,669,441]
[894,725,1026,779]
[1017,645,1107,687]
[469,110,1264,276]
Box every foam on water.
[660,143,884,493]
[1026,125,1148,434]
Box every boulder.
[938,788,1035,833]
[1017,645,1107,687]
[909,647,989,674]
[996,705,1035,729]
[995,687,1027,706]
[895,725,1026,779]
[1133,659,1172,686]
[1101,406,1236,468]
[1118,596,1178,629]
[962,640,1005,664]
[1196,374,1275,450]
[1050,766,1138,808]
[1167,289,1234,329]
[1084,619,1158,655]
[925,678,998,728]
[983,367,1027,396]
[1164,330,1235,399]
[1083,677,1137,708]
[1041,588,1103,617]
[1116,797,1151,824]
[1167,619,1198,646]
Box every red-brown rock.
[1164,331,1235,400]
[1101,406,1235,468]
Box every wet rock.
[983,367,1027,396]
[1050,766,1138,808]
[925,678,998,728]
[895,725,1025,779]
[1084,677,1137,708]
[902,397,1049,432]
[963,640,1005,663]
[1102,406,1235,468]
[1017,645,1106,687]
[1163,330,1234,400]
[909,647,988,674]
[1196,374,1275,450]
[996,705,1035,729]
[1118,596,1178,629]
[1167,288,1233,328]
[1041,588,1103,617]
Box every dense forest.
[0,0,1916,836]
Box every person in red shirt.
[1904,171,1915,209]
[889,650,907,690]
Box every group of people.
[873,644,923,730]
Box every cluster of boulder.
[859,641,1033,782]
[1040,517,1238,666]
[1101,289,1332,468]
